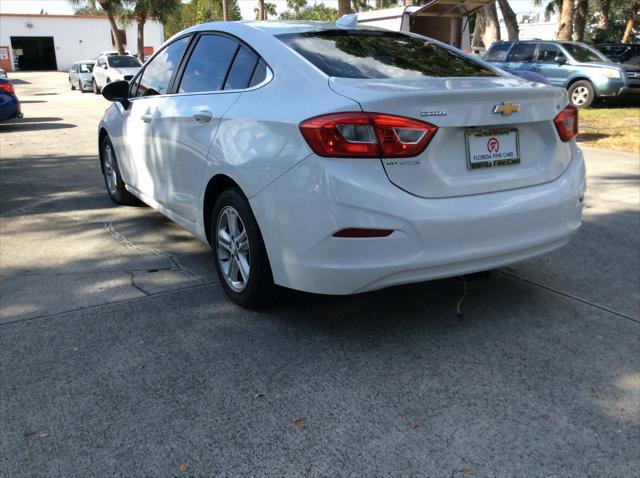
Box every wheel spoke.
[229,257,239,282]
[236,230,248,252]
[237,255,249,283]
[218,229,232,251]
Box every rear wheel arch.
[202,174,244,246]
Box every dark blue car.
[0,77,22,121]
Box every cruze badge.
[420,110,447,117]
[493,102,521,116]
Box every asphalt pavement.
[1,72,638,477]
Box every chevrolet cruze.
[98,20,586,308]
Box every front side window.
[132,36,190,97]
[561,43,609,63]
[179,35,238,93]
[484,42,512,62]
[80,63,94,73]
[507,43,537,63]
[277,29,497,79]
[537,44,564,63]
[107,56,142,68]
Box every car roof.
[182,20,387,37]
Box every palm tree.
[69,0,126,54]
[622,0,639,43]
[287,0,307,14]
[255,1,277,19]
[556,0,574,40]
[497,0,519,40]
[573,0,588,41]
[337,0,351,15]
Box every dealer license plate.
[466,129,520,170]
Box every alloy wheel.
[103,143,118,197]
[216,206,251,292]
[571,86,589,106]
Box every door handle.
[141,113,153,123]
[531,64,542,70]
[193,110,212,123]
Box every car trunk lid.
[329,76,573,198]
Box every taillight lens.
[0,83,15,94]
[554,105,578,142]
[300,112,438,158]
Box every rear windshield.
[277,29,497,79]
[108,56,142,68]
[80,63,94,73]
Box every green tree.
[119,0,181,61]
[163,0,241,38]
[73,0,105,15]
[280,3,339,21]
[255,2,277,19]
[69,0,126,53]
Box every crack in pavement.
[498,269,639,324]
[103,221,206,284]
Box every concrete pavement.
[1,72,638,477]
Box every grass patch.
[577,103,639,154]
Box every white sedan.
[98,20,586,308]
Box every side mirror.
[102,80,130,107]
[103,65,108,69]
[554,55,567,65]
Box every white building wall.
[0,14,164,71]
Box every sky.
[0,0,548,21]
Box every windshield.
[80,63,94,73]
[277,29,497,79]
[107,56,141,68]
[562,43,610,63]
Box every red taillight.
[300,112,438,158]
[554,105,578,142]
[0,83,15,94]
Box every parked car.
[68,60,96,93]
[0,77,22,121]
[484,40,640,107]
[92,54,141,94]
[593,43,640,65]
[94,50,133,59]
[0,68,7,79]
[98,21,585,308]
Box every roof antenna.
[336,13,358,28]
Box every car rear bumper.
[251,146,586,295]
[0,94,21,121]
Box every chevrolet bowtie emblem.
[493,102,521,116]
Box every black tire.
[81,82,89,93]
[100,135,137,205]
[568,80,595,108]
[211,188,276,309]
[93,79,101,95]
[69,78,76,90]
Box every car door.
[120,36,192,202]
[503,42,538,72]
[70,63,78,86]
[146,33,253,221]
[532,43,570,86]
[94,57,106,87]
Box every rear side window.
[179,35,238,93]
[507,43,537,62]
[249,60,267,87]
[484,42,512,62]
[224,47,258,90]
[277,30,497,79]
[132,36,189,97]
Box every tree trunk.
[222,0,228,21]
[556,0,574,40]
[622,0,640,43]
[134,4,147,62]
[573,0,588,41]
[472,8,486,49]
[497,0,519,41]
[338,0,351,16]
[259,0,265,20]
[404,0,415,5]
[597,0,610,30]
[100,1,125,54]
[483,3,501,48]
